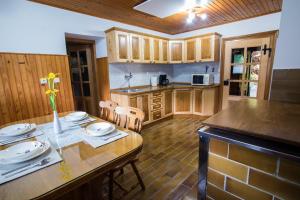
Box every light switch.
[40,78,47,85]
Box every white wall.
[0,0,170,57]
[109,64,173,89]
[273,0,300,69]
[172,12,281,39]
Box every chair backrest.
[99,100,118,122]
[115,106,145,134]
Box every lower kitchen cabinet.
[111,86,219,125]
[164,90,173,116]
[174,89,192,114]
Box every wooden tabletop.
[0,113,143,200]
[202,99,300,147]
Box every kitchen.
[0,0,299,200]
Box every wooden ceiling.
[31,0,282,35]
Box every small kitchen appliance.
[159,74,169,86]
[191,74,214,85]
[151,76,158,87]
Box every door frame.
[65,37,99,115]
[219,30,278,110]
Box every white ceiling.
[134,0,200,18]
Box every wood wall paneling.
[0,53,74,125]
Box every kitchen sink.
[119,88,144,93]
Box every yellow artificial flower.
[47,73,56,80]
[45,89,59,96]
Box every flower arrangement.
[45,73,59,111]
[43,72,62,134]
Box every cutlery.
[2,157,51,177]
[103,133,122,141]
[0,133,33,145]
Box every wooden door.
[129,34,141,63]
[152,38,160,63]
[169,41,184,63]
[116,31,130,62]
[67,45,97,115]
[222,37,271,109]
[161,40,168,63]
[164,90,173,115]
[142,36,151,63]
[174,89,192,113]
[185,39,196,62]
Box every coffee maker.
[159,74,169,86]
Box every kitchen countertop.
[110,83,220,95]
[202,99,300,147]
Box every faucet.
[125,72,133,88]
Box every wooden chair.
[99,100,118,122]
[108,106,145,199]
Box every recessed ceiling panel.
[134,0,190,18]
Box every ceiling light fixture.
[186,0,212,24]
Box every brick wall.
[207,138,300,200]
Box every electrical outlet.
[40,78,47,85]
[54,77,60,83]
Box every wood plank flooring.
[109,115,207,200]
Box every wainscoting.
[270,69,300,104]
[0,53,74,125]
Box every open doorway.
[66,38,99,116]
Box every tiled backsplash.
[207,138,300,200]
[109,63,173,89]
[109,62,220,89]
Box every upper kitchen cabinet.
[106,27,221,64]
[199,33,220,62]
[185,38,198,63]
[160,40,169,63]
[169,40,185,64]
[129,33,142,63]
[106,30,130,63]
[151,38,160,63]
[141,36,152,63]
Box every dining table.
[0,112,143,200]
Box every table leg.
[198,133,210,200]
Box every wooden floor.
[109,115,206,200]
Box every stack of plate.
[86,122,115,137]
[0,123,36,138]
[0,141,50,164]
[64,111,88,122]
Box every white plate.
[0,141,50,165]
[86,123,115,137]
[0,123,34,137]
[64,112,88,122]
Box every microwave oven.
[192,74,214,85]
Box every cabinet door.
[200,35,220,62]
[116,31,130,62]
[164,90,173,115]
[169,41,184,63]
[137,94,150,123]
[129,34,141,63]
[141,36,151,63]
[161,40,168,63]
[193,89,203,114]
[152,38,160,63]
[202,88,219,116]
[175,89,192,113]
[185,39,196,63]
[129,96,137,108]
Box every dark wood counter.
[202,99,300,147]
[197,99,300,200]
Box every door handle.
[224,79,229,86]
